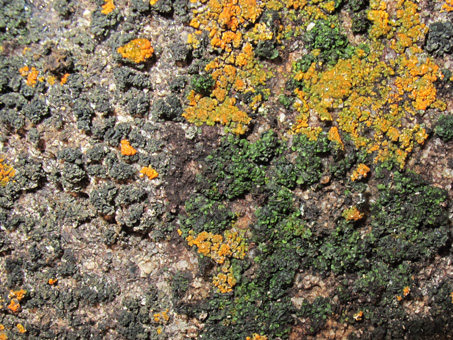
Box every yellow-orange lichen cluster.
[101,0,115,14]
[292,0,442,167]
[442,0,453,12]
[117,39,154,63]
[0,159,15,187]
[350,163,370,182]
[396,286,411,301]
[353,310,363,321]
[16,324,26,334]
[120,139,137,156]
[19,65,70,87]
[246,334,268,340]
[186,228,247,292]
[19,66,40,87]
[153,309,170,324]
[139,166,158,180]
[342,206,364,221]
[6,289,26,314]
[183,94,251,135]
[328,126,344,150]
[185,0,274,133]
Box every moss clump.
[191,73,215,95]
[434,114,453,142]
[304,19,354,65]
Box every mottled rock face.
[0,0,452,339]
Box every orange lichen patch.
[450,291,453,303]
[9,290,26,301]
[342,206,364,221]
[48,278,58,285]
[396,286,411,301]
[19,66,39,86]
[153,309,170,324]
[246,334,268,340]
[120,139,137,156]
[442,0,453,12]
[351,163,370,182]
[285,0,307,9]
[47,76,56,85]
[183,96,251,134]
[186,229,247,263]
[368,0,391,39]
[150,0,158,5]
[292,0,443,167]
[19,65,29,76]
[353,311,363,321]
[7,299,21,313]
[0,159,15,187]
[212,263,236,293]
[117,39,154,63]
[186,228,247,292]
[60,73,70,85]
[16,324,26,334]
[328,127,344,149]
[139,166,158,180]
[403,286,410,296]
[101,0,115,14]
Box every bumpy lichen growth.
[291,0,442,167]
[120,139,137,156]
[117,39,154,63]
[342,206,364,221]
[442,0,453,12]
[19,65,40,86]
[101,0,115,14]
[187,228,247,292]
[246,334,268,340]
[0,158,15,186]
[185,0,274,133]
[139,166,159,180]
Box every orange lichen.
[342,206,364,221]
[403,286,410,296]
[368,0,391,39]
[60,73,70,85]
[139,166,158,180]
[7,300,21,313]
[212,263,236,293]
[48,278,58,285]
[186,228,247,292]
[183,95,251,134]
[353,311,363,321]
[101,0,115,14]
[117,39,154,63]
[328,126,344,149]
[0,159,15,187]
[351,164,370,182]
[19,65,29,76]
[246,334,268,340]
[442,0,453,11]
[291,1,442,167]
[16,324,26,334]
[19,66,39,86]
[9,290,26,301]
[153,309,170,324]
[120,139,137,156]
[184,0,275,132]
